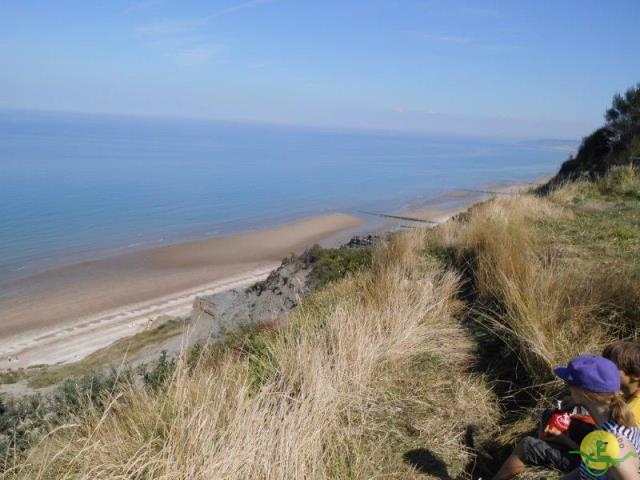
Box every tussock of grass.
[430,194,609,387]
[597,164,640,199]
[6,232,497,479]
[546,176,601,204]
[548,165,640,204]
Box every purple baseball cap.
[554,354,621,393]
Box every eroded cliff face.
[191,256,311,338]
[191,235,378,338]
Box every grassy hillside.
[429,166,640,452]
[3,166,640,479]
[2,232,497,478]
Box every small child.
[602,341,640,422]
[492,355,640,480]
[490,342,640,479]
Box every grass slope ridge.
[5,233,496,479]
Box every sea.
[0,109,573,285]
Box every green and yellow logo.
[570,431,637,476]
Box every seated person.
[492,355,640,480]
[603,341,640,422]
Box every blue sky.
[1,0,638,138]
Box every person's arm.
[609,460,638,480]
[607,437,639,480]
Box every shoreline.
[0,268,276,369]
[0,180,543,371]
[0,213,364,369]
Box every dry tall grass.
[6,232,497,479]
[431,193,613,387]
[548,164,640,204]
[423,177,640,455]
[597,164,640,197]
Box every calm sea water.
[0,110,570,284]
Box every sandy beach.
[0,181,541,371]
[0,213,364,369]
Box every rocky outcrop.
[192,256,311,338]
[342,234,378,249]
[191,235,379,339]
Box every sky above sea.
[1,1,639,138]
[0,110,572,284]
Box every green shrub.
[0,368,134,468]
[303,244,373,289]
[139,351,176,393]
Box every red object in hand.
[544,410,572,437]
[544,400,573,437]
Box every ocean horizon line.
[0,106,580,144]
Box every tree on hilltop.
[550,82,640,184]
[606,83,640,139]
